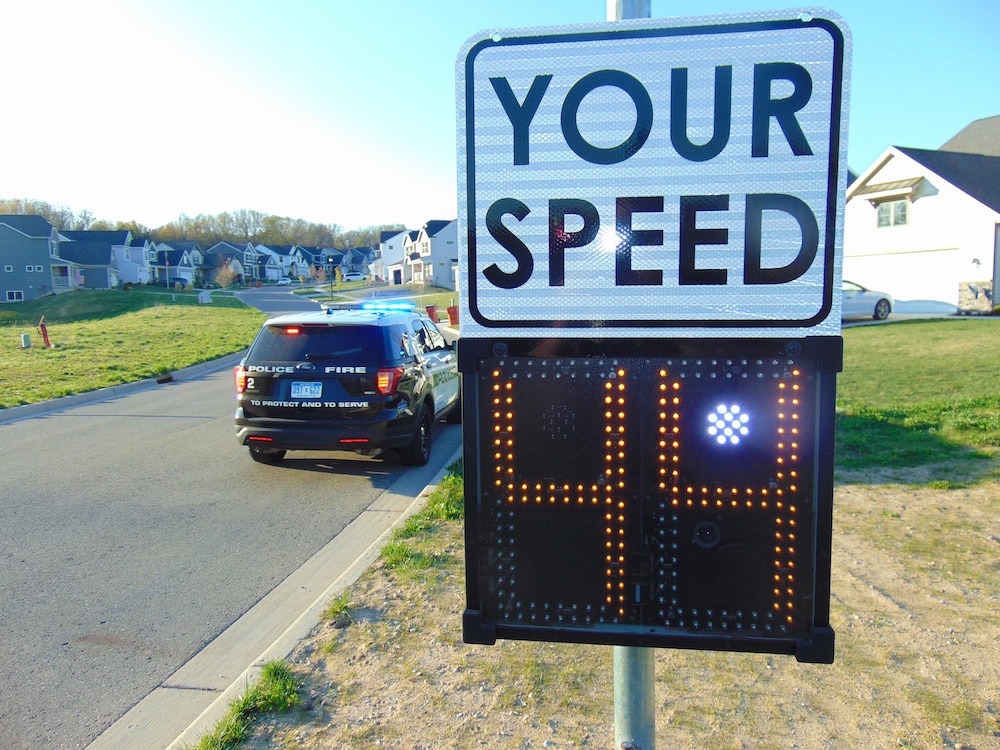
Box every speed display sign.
[457,10,849,663]
[458,10,849,337]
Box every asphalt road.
[0,285,459,749]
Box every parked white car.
[842,280,893,320]
[342,272,366,282]
[277,278,291,286]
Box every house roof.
[158,248,190,266]
[939,115,1000,157]
[205,241,246,254]
[58,241,113,265]
[422,220,454,237]
[257,244,299,256]
[380,229,406,243]
[158,240,202,254]
[61,229,130,245]
[896,147,1000,214]
[0,214,55,237]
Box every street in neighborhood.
[0,310,460,749]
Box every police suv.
[234,302,459,465]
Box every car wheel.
[249,446,286,464]
[873,299,891,320]
[400,407,432,466]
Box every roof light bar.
[360,301,416,312]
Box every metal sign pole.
[604,0,655,742]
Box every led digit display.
[462,338,838,663]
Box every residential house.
[241,243,279,283]
[153,241,200,286]
[318,247,344,279]
[61,229,152,285]
[403,220,457,290]
[202,241,246,286]
[374,229,408,284]
[0,215,60,301]
[343,246,374,277]
[57,240,118,289]
[844,130,1000,312]
[256,244,309,280]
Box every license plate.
[291,381,323,399]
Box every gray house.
[0,215,59,302]
[57,241,118,289]
[61,229,148,284]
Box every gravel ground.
[242,477,1000,750]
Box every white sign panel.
[457,9,850,338]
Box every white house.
[403,220,457,290]
[844,123,1000,313]
[373,229,409,284]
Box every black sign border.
[462,16,847,331]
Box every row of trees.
[0,198,404,250]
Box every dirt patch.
[244,480,1000,749]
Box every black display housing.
[459,336,840,664]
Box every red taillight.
[376,366,404,395]
[234,365,247,394]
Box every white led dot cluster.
[707,404,750,445]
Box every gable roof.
[422,220,453,237]
[158,240,202,253]
[257,244,300,256]
[0,214,55,237]
[61,229,131,245]
[940,115,1000,157]
[380,229,407,243]
[896,147,1000,214]
[205,241,246,254]
[58,241,113,265]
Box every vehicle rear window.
[248,325,397,363]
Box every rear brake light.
[376,366,404,395]
[234,365,247,394]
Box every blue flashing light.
[360,300,417,312]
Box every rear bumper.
[235,408,417,452]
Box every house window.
[26,265,33,272]
[34,265,43,272]
[877,199,908,227]
[6,290,24,301]
[3,265,11,272]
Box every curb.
[164,444,462,749]
[0,351,246,425]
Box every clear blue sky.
[1,0,995,231]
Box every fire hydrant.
[37,316,51,348]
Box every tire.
[873,299,891,320]
[249,446,286,464]
[399,407,432,466]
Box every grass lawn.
[836,318,999,483]
[0,289,265,409]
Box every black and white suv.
[234,302,459,465]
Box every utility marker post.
[607,4,655,747]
